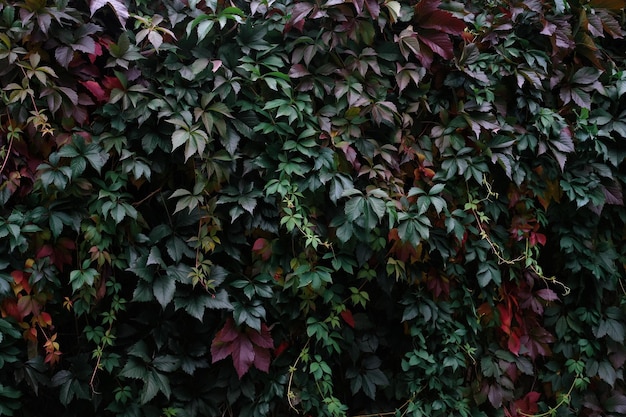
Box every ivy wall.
[1,0,626,415]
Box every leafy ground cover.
[1,0,626,415]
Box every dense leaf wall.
[1,0,626,415]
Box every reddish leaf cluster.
[211,317,274,378]
[480,277,558,358]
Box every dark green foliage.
[1,0,626,415]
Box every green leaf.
[140,370,171,404]
[476,262,501,287]
[153,275,176,307]
[595,318,625,342]
[119,357,147,379]
[69,268,99,292]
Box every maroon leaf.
[81,80,109,103]
[211,317,240,362]
[247,322,274,349]
[414,0,465,35]
[251,238,273,261]
[211,318,274,378]
[414,0,441,19]
[289,64,311,78]
[417,9,465,35]
[285,2,316,32]
[253,345,271,373]
[507,328,521,355]
[512,391,540,416]
[230,333,255,378]
[417,30,454,60]
[536,288,559,302]
[340,309,355,328]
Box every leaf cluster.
[1,0,626,415]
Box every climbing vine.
[1,0,626,416]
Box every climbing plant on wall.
[1,0,626,416]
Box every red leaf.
[102,76,124,91]
[251,238,272,261]
[497,303,512,334]
[17,295,36,320]
[1,298,21,321]
[340,309,355,328]
[414,0,441,18]
[40,311,53,326]
[81,80,109,102]
[514,391,540,416]
[530,232,546,246]
[36,239,75,272]
[417,32,455,60]
[88,41,103,63]
[274,341,289,357]
[36,245,54,259]
[508,329,521,355]
[11,270,31,295]
[419,10,466,35]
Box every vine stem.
[89,351,103,394]
[466,181,570,295]
[287,339,310,412]
[517,378,578,417]
[351,391,419,417]
[132,186,162,207]
[0,111,16,175]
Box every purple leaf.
[536,288,559,301]
[253,345,271,373]
[231,333,255,378]
[603,394,626,413]
[89,0,129,27]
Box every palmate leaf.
[410,0,465,67]
[152,275,176,307]
[174,290,233,321]
[604,394,626,413]
[140,369,171,404]
[211,318,274,378]
[414,0,465,35]
[170,121,210,162]
[90,0,129,26]
[56,136,110,175]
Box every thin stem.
[517,378,578,417]
[287,339,310,412]
[0,111,16,175]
